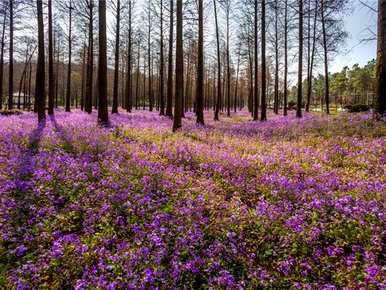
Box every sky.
[330,0,377,72]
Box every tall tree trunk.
[321,0,329,114]
[306,0,318,113]
[213,0,221,121]
[48,0,54,114]
[297,0,303,118]
[98,0,108,124]
[148,2,153,111]
[196,0,204,124]
[283,0,288,116]
[126,0,133,112]
[8,0,13,110]
[159,0,165,115]
[85,0,94,113]
[0,11,6,110]
[261,0,267,121]
[234,44,240,113]
[274,0,279,114]
[135,41,140,110]
[375,0,386,116]
[172,0,183,131]
[226,5,230,117]
[65,1,72,112]
[112,0,121,113]
[81,43,86,111]
[253,0,259,120]
[36,0,45,122]
[305,0,311,112]
[166,0,174,117]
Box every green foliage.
[345,104,371,113]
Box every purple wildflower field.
[0,110,385,289]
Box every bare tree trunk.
[375,0,386,116]
[274,0,279,114]
[166,0,174,117]
[135,40,140,110]
[36,0,46,122]
[0,11,6,110]
[261,0,267,121]
[226,4,230,117]
[126,0,133,112]
[8,0,13,110]
[158,0,165,115]
[98,0,108,124]
[81,44,86,111]
[173,0,183,131]
[283,0,288,116]
[148,2,153,111]
[234,44,240,113]
[196,0,204,124]
[253,0,259,120]
[65,1,73,112]
[85,0,94,113]
[112,0,121,113]
[297,0,303,118]
[213,0,221,121]
[48,0,54,114]
[321,0,329,114]
[306,0,318,113]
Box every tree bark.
[213,0,221,121]
[166,0,174,117]
[196,0,204,124]
[98,0,108,124]
[85,0,94,113]
[65,1,73,112]
[284,0,288,116]
[112,0,121,113]
[0,11,6,110]
[321,0,329,114]
[8,0,13,110]
[48,0,54,114]
[36,0,45,122]
[261,0,267,121]
[172,0,183,131]
[297,0,303,118]
[375,0,386,116]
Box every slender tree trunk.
[8,0,13,110]
[36,0,45,122]
[196,0,204,124]
[213,0,221,121]
[126,0,133,112]
[65,1,73,112]
[172,0,183,131]
[305,0,311,112]
[307,0,318,113]
[158,0,165,115]
[85,0,94,113]
[98,0,108,124]
[226,5,230,117]
[166,0,174,117]
[254,0,259,120]
[81,44,86,111]
[274,0,279,114]
[375,0,386,116]
[261,0,267,121]
[112,0,120,113]
[135,41,140,110]
[148,2,153,111]
[234,44,240,113]
[321,0,329,114]
[284,0,288,116]
[0,11,6,110]
[48,0,54,114]
[297,0,303,118]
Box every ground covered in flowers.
[0,110,385,289]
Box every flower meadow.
[0,110,385,289]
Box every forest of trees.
[0,0,384,128]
